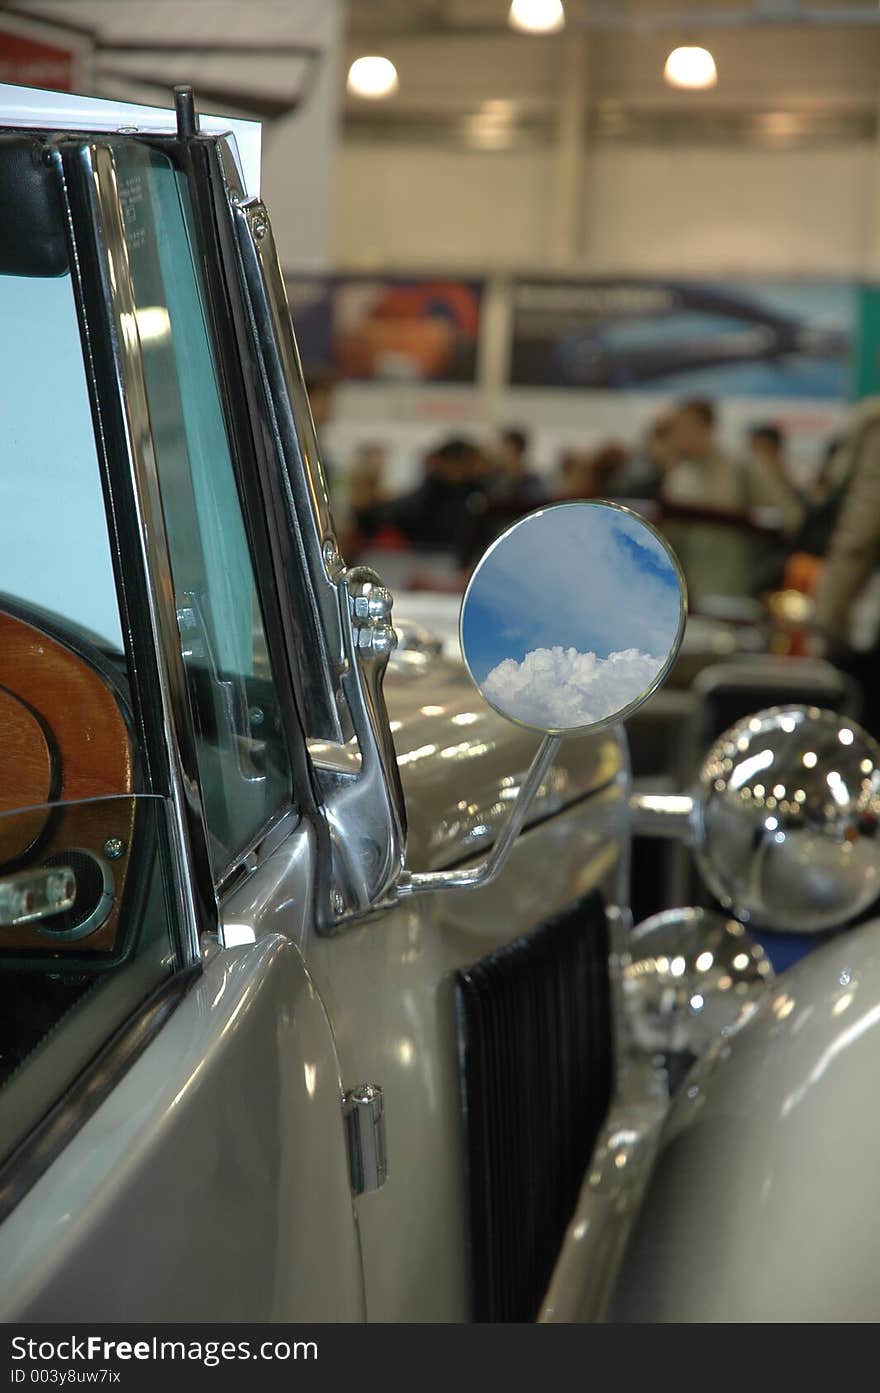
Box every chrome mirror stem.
[397,734,562,896]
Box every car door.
[0,133,364,1321]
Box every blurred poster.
[509,277,855,398]
[0,12,92,90]
[286,274,483,383]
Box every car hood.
[383,651,624,872]
[609,916,880,1322]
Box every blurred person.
[493,427,544,506]
[361,436,488,564]
[348,443,388,530]
[746,423,804,535]
[555,444,627,500]
[788,434,851,561]
[589,443,629,498]
[662,399,758,606]
[555,449,592,499]
[608,416,674,500]
[813,433,847,501]
[813,399,880,663]
[663,398,747,512]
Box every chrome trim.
[392,616,443,659]
[398,734,562,895]
[629,792,694,839]
[214,806,301,911]
[230,196,347,745]
[342,1085,387,1196]
[59,140,215,964]
[0,868,76,928]
[321,568,406,921]
[35,852,114,943]
[225,193,409,930]
[539,1094,667,1323]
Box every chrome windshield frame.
[198,139,408,930]
[229,183,350,747]
[56,137,215,964]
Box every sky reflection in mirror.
[460,502,684,733]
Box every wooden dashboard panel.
[0,610,136,957]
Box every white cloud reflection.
[482,645,664,729]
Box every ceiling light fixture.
[508,0,566,35]
[663,45,717,90]
[347,55,399,100]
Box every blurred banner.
[286,274,484,383]
[508,277,855,399]
[0,12,93,90]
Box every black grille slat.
[455,892,613,1323]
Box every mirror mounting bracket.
[396,734,562,896]
[315,567,407,932]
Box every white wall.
[587,145,874,277]
[333,139,877,277]
[18,0,343,270]
[334,143,554,271]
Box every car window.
[0,252,121,649]
[0,159,184,1169]
[114,143,294,877]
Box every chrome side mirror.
[398,501,687,896]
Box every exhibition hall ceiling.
[2,1,879,148]
[345,0,880,147]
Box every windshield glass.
[0,143,185,1168]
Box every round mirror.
[459,501,686,735]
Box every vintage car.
[1,84,879,1326]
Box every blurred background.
[6,3,880,596]
[8,0,880,950]
[6,26,880,678]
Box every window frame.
[60,132,314,908]
[0,126,324,1216]
[170,131,330,902]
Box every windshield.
[0,141,187,1171]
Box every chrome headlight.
[693,706,880,932]
[624,907,773,1059]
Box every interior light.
[663,45,717,90]
[347,55,399,100]
[508,0,565,35]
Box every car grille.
[454,890,613,1323]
